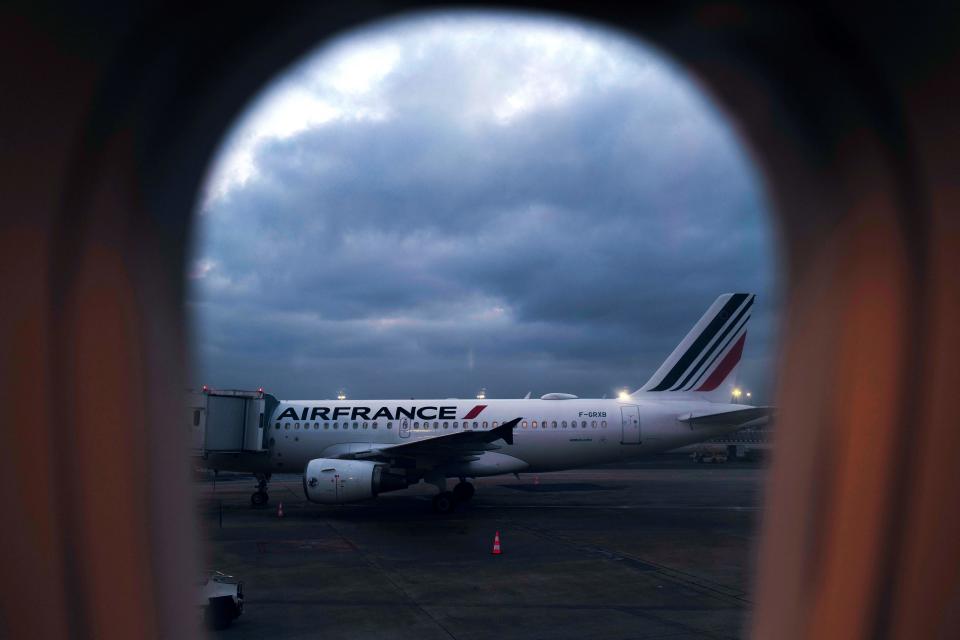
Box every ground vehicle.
[198,571,243,630]
[691,445,729,464]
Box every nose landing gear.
[250,473,271,507]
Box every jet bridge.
[195,388,278,455]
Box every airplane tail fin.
[635,293,755,402]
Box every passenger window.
[333,423,338,429]
[602,420,607,428]
[414,421,419,428]
[523,421,528,428]
[387,422,393,429]
[372,422,378,429]
[582,421,587,428]
[493,421,498,427]
[363,422,368,429]
[483,421,488,428]
[324,423,329,429]
[552,421,558,428]
[562,421,567,428]
[275,423,280,430]
[284,423,289,430]
[443,422,449,429]
[294,423,300,429]
[434,421,439,429]
[532,421,538,428]
[592,421,597,428]
[474,421,479,428]
[353,422,359,429]
[453,421,459,428]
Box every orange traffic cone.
[491,530,502,555]
[277,502,284,518]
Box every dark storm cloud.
[189,14,780,400]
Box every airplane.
[197,293,769,513]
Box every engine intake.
[302,458,408,504]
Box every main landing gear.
[431,478,475,514]
[453,480,475,502]
[250,473,271,508]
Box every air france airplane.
[200,293,769,513]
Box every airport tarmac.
[198,457,766,639]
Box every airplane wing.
[348,417,521,463]
[678,406,773,425]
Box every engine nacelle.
[302,458,408,504]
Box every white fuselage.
[206,397,750,477]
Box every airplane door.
[621,405,641,444]
[399,419,410,438]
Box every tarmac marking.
[505,521,752,607]
[323,519,461,640]
[470,504,759,511]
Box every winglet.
[494,417,521,445]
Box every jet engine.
[302,458,408,504]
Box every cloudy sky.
[189,11,780,402]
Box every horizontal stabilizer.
[678,406,772,426]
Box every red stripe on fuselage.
[695,333,746,392]
[463,404,487,419]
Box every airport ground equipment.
[197,571,243,630]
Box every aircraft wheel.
[453,481,475,502]
[432,491,456,514]
[250,491,269,507]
